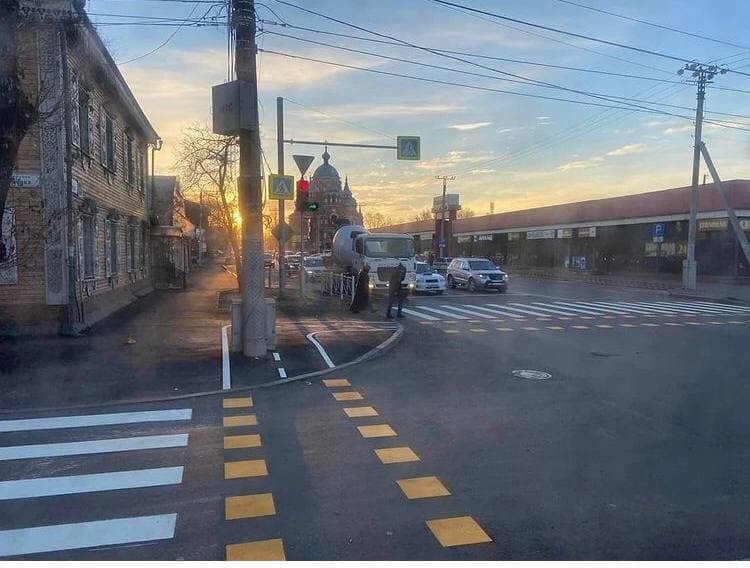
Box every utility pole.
[679,62,725,290]
[435,175,455,258]
[233,0,266,356]
[276,97,285,295]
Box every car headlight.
[368,282,374,289]
[478,274,488,280]
[409,282,416,289]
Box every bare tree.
[414,208,433,222]
[457,207,476,219]
[364,211,403,229]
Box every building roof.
[376,179,750,235]
[312,149,341,184]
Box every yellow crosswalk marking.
[225,493,275,520]
[226,539,285,561]
[397,476,451,499]
[374,447,420,464]
[426,516,492,547]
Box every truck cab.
[353,233,417,291]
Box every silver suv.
[446,257,509,293]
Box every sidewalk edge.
[0,323,404,415]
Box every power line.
[265,30,750,121]
[284,97,395,140]
[429,0,750,78]
[553,0,750,51]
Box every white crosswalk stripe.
[0,407,191,558]
[405,299,747,321]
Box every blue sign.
[653,223,665,238]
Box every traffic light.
[296,178,319,213]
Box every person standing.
[350,265,374,313]
[386,262,407,319]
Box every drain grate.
[512,369,552,380]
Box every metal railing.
[320,271,356,303]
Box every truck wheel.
[468,278,476,293]
[447,275,455,289]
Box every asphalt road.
[1,277,749,559]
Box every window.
[100,109,115,171]
[127,223,136,272]
[140,223,147,269]
[79,89,90,155]
[126,135,134,185]
[105,219,118,276]
[0,207,17,285]
[82,215,95,279]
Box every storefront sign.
[556,228,573,239]
[475,234,493,241]
[11,173,40,188]
[698,218,728,232]
[507,232,521,241]
[457,235,472,243]
[577,227,597,238]
[527,229,556,240]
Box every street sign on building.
[268,174,295,200]
[652,223,665,242]
[292,155,315,177]
[397,136,421,160]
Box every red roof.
[376,179,750,234]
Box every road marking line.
[587,302,656,315]
[278,368,287,379]
[416,306,469,319]
[522,326,540,331]
[357,424,397,438]
[580,316,594,320]
[534,302,607,315]
[706,321,725,325]
[622,315,636,318]
[332,391,363,401]
[596,324,613,328]
[465,305,524,318]
[418,321,435,325]
[685,322,703,326]
[272,352,281,362]
[226,539,285,561]
[401,308,439,321]
[667,301,743,313]
[444,329,460,334]
[374,447,420,464]
[225,493,275,520]
[601,315,615,319]
[426,516,492,547]
[487,303,552,317]
[728,320,744,324]
[535,318,552,321]
[438,305,495,319]
[496,327,513,332]
[572,325,589,329]
[223,415,257,427]
[323,379,351,387]
[546,326,564,330]
[0,434,188,462]
[469,328,487,333]
[0,409,192,433]
[223,397,253,409]
[664,322,683,326]
[0,514,177,557]
[306,332,335,368]
[397,476,451,499]
[641,323,660,327]
[344,406,378,418]
[224,435,261,449]
[517,303,580,317]
[557,316,573,320]
[222,324,231,390]
[619,323,637,328]
[0,467,183,500]
[224,460,268,479]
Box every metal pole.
[683,70,706,290]
[198,188,203,267]
[435,175,454,258]
[234,0,266,356]
[276,97,285,295]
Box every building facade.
[289,149,363,253]
[377,180,750,278]
[0,1,159,334]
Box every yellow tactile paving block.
[225,493,276,520]
[223,397,253,409]
[332,391,363,401]
[226,538,286,561]
[223,415,257,427]
[224,434,261,449]
[375,446,420,464]
[225,459,268,479]
[397,476,451,499]
[426,516,492,547]
[357,424,397,438]
[323,378,351,387]
[344,406,379,418]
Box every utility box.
[211,80,258,135]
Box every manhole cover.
[512,369,552,380]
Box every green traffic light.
[306,202,319,212]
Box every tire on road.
[468,278,476,293]
[447,275,455,289]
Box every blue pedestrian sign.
[653,222,665,243]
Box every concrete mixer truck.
[331,225,417,292]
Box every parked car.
[303,255,325,280]
[446,257,508,292]
[263,252,275,268]
[414,261,446,294]
[285,253,302,273]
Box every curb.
[0,323,405,416]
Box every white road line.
[0,467,184,501]
[531,301,606,315]
[0,434,189,461]
[488,303,562,317]
[439,305,496,319]
[586,301,664,315]
[680,300,750,312]
[0,513,177,557]
[650,301,732,314]
[667,301,744,313]
[278,368,287,379]
[305,332,335,368]
[546,301,616,315]
[414,306,470,319]
[272,352,281,362]
[400,308,439,321]
[0,410,192,434]
[618,302,694,315]
[222,324,231,390]
[466,305,524,318]
[514,303,580,317]
[567,301,633,315]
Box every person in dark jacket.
[386,262,407,319]
[350,265,373,313]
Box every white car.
[414,262,446,294]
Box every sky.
[87,0,750,222]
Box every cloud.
[536,116,551,121]
[325,103,467,119]
[497,126,526,134]
[664,125,693,134]
[606,143,646,156]
[557,157,604,171]
[449,122,493,131]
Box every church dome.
[312,149,341,185]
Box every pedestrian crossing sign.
[397,136,421,160]
[268,174,295,200]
